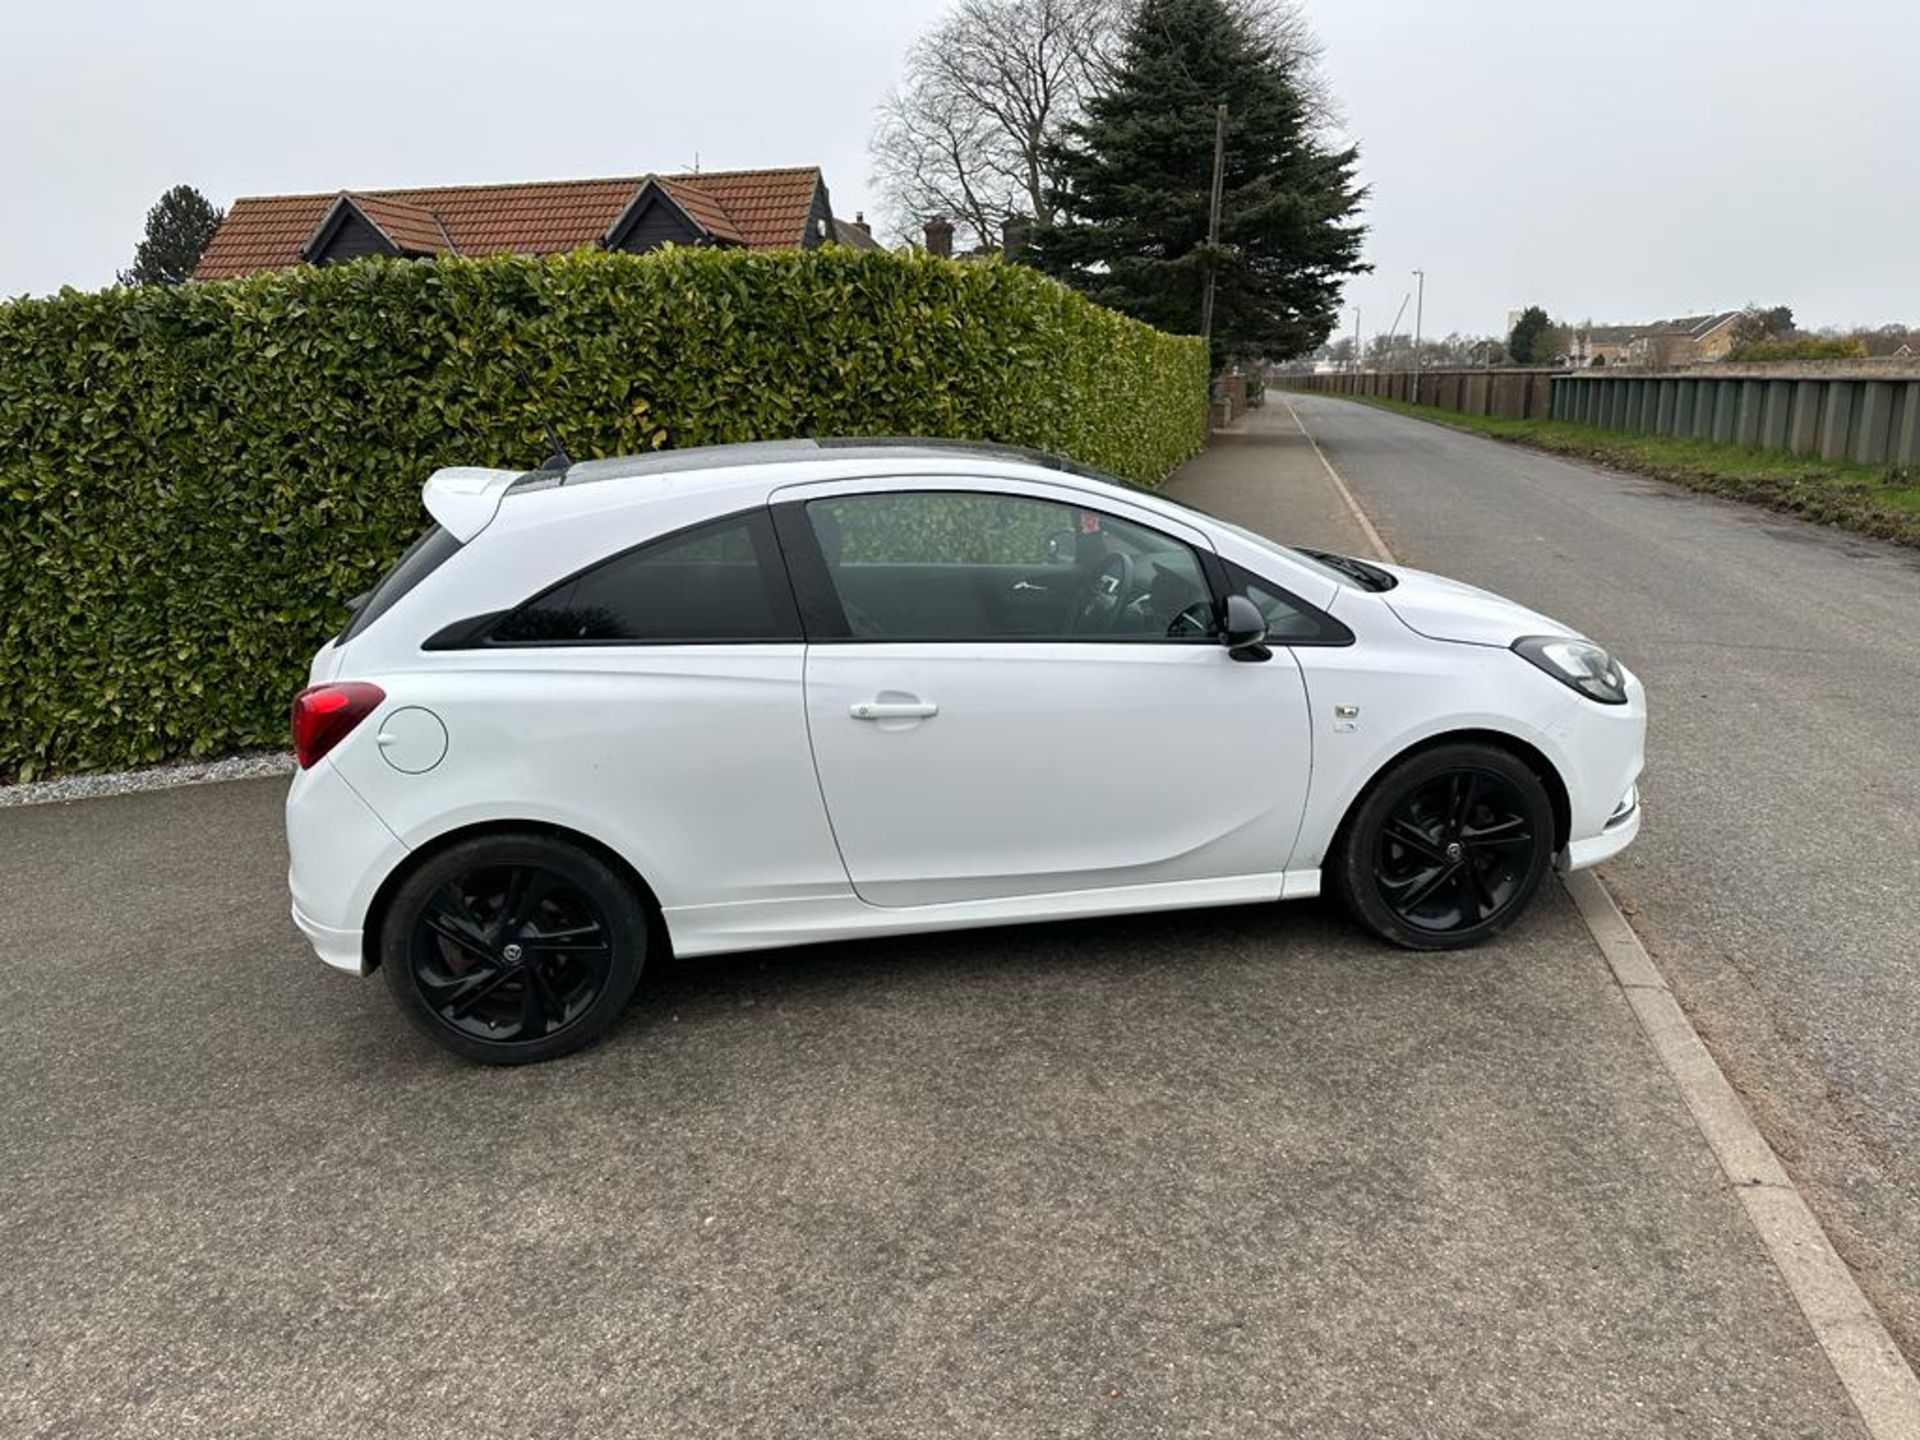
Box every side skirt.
[664,869,1322,958]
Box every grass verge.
[1345,394,1920,547]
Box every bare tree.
[1367,332,1413,367]
[1224,0,1336,126]
[872,0,1116,251]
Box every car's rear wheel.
[1334,743,1555,950]
[381,833,646,1064]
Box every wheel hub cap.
[1373,767,1541,934]
[411,863,616,1044]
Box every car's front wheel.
[1334,743,1555,950]
[381,833,647,1064]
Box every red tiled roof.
[654,177,747,245]
[344,193,451,255]
[668,168,823,249]
[193,167,823,279]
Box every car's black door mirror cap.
[1222,594,1271,661]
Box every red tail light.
[292,682,386,769]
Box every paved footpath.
[0,418,1887,1437]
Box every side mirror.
[1221,593,1270,662]
[1043,530,1079,565]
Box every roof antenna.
[510,356,575,472]
[437,223,574,472]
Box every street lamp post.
[1411,268,1426,405]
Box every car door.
[775,479,1315,909]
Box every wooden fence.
[1276,368,1560,421]
[1276,365,1920,466]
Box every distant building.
[831,213,881,250]
[916,214,1032,262]
[1568,311,1743,368]
[192,166,866,279]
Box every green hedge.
[0,247,1207,779]
[1727,336,1867,362]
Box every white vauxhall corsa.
[287,439,1645,1064]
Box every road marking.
[1287,391,1920,1439]
[1281,394,1399,563]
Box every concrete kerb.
[1282,391,1920,1440]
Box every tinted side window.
[1223,560,1353,645]
[805,491,1217,642]
[492,512,799,644]
[342,524,462,642]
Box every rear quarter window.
[487,511,800,645]
[340,525,462,642]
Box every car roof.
[429,438,1149,544]
[542,438,1124,491]
[458,437,1167,541]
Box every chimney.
[851,211,872,238]
[1002,214,1030,261]
[923,215,954,259]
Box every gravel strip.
[0,751,294,809]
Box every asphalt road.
[0,430,1876,1436]
[0,778,1865,1438]
[1283,391,1920,1363]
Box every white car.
[287,440,1644,1063]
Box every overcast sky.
[4,0,1915,338]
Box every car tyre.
[382,833,647,1064]
[1334,743,1555,951]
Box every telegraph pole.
[1199,103,1228,352]
[1411,268,1426,404]
[1351,305,1361,378]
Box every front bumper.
[1545,664,1647,871]
[1560,783,1640,871]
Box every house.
[831,213,881,250]
[1565,323,1639,368]
[1567,311,1742,368]
[192,166,874,280]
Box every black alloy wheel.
[382,834,646,1064]
[1336,743,1555,950]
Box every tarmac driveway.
[0,776,1863,1438]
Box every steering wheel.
[1167,599,1215,638]
[1068,552,1135,634]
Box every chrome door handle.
[851,699,939,721]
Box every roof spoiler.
[421,466,528,542]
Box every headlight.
[1512,635,1628,704]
